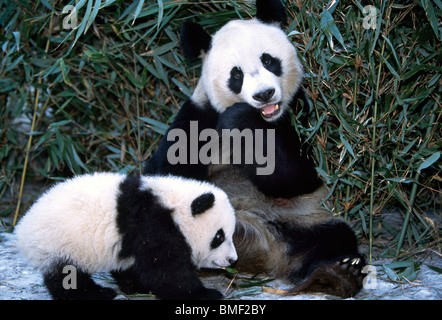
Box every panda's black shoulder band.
[191,192,215,216]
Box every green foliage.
[382,260,421,282]
[0,1,440,255]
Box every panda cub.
[145,0,366,298]
[15,173,237,300]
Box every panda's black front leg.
[216,103,321,198]
[111,267,149,295]
[131,238,223,300]
[134,253,223,300]
[44,261,117,300]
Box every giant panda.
[15,172,237,300]
[145,0,365,298]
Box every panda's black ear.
[180,21,212,60]
[191,192,215,216]
[255,0,287,27]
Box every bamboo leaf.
[84,0,102,34]
[379,51,400,80]
[59,58,71,85]
[139,117,168,135]
[383,265,399,281]
[386,177,416,184]
[12,31,20,51]
[143,42,177,57]
[157,0,164,29]
[428,265,442,274]
[132,0,145,25]
[417,151,440,173]
[339,126,356,159]
[421,0,442,40]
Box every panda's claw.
[288,254,366,298]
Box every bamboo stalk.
[396,102,437,254]
[368,3,391,264]
[12,89,40,226]
[12,15,53,227]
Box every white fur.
[15,173,132,273]
[15,173,236,274]
[193,19,303,118]
[141,176,237,269]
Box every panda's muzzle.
[260,103,280,119]
[252,88,281,119]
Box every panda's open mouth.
[260,103,281,119]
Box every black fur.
[43,175,223,300]
[191,192,215,216]
[216,102,322,198]
[255,0,287,26]
[210,229,225,249]
[144,100,219,180]
[43,261,117,300]
[288,85,311,128]
[113,175,223,300]
[228,67,244,94]
[267,220,362,281]
[261,53,282,76]
[180,21,212,60]
[268,219,365,298]
[143,0,365,298]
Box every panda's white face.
[182,190,237,270]
[194,19,303,121]
[151,177,237,269]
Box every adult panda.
[145,0,365,298]
[15,173,237,300]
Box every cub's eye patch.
[211,229,225,249]
[261,53,282,77]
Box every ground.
[0,231,441,300]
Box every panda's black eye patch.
[211,229,225,249]
[228,67,243,94]
[261,53,282,77]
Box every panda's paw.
[338,256,365,278]
[216,103,263,131]
[289,255,365,298]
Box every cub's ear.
[180,21,212,60]
[255,0,287,27]
[191,192,215,216]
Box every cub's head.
[184,191,237,269]
[150,176,237,269]
[181,0,303,121]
